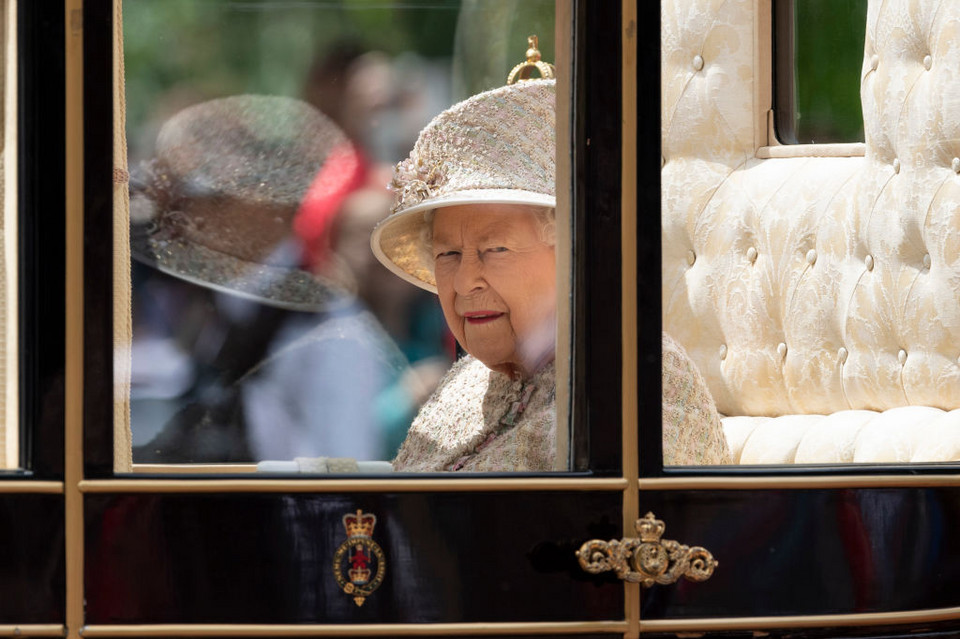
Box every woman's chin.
[469,351,515,375]
[471,349,554,380]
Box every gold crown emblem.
[635,512,666,542]
[343,510,377,538]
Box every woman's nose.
[453,254,485,295]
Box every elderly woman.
[372,78,730,471]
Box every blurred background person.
[298,43,455,455]
[130,94,410,463]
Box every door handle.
[575,512,717,587]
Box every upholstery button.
[870,54,879,70]
[838,347,848,364]
[923,253,931,269]
[692,54,704,71]
[893,158,901,174]
[953,157,960,173]
[923,54,933,70]
[686,250,696,266]
[898,349,907,365]
[865,254,874,271]
[719,344,727,360]
[777,342,787,359]
[806,249,817,265]
[746,246,758,263]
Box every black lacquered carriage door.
[0,2,72,635]
[72,1,636,637]
[631,0,960,636]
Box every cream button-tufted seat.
[662,0,960,463]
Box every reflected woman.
[373,74,731,471]
[129,95,410,463]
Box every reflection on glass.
[119,0,559,472]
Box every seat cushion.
[723,406,960,463]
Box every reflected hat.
[370,79,556,293]
[130,94,363,312]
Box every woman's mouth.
[463,311,504,325]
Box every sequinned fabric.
[393,335,730,470]
[130,95,351,312]
[392,356,556,472]
[373,80,556,292]
[662,333,732,465]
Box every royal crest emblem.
[333,509,386,606]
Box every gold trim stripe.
[0,481,62,493]
[640,607,960,632]
[75,609,960,635]
[0,626,65,637]
[64,2,85,639]
[620,0,639,638]
[132,463,258,474]
[641,474,960,491]
[553,0,572,472]
[80,477,629,493]
[79,622,629,637]
[20,473,960,493]
[94,471,960,492]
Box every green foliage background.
[124,0,554,157]
[794,0,867,143]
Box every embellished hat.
[130,94,363,312]
[370,71,556,293]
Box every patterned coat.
[662,332,731,465]
[393,356,556,472]
[393,332,730,471]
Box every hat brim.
[131,227,354,313]
[370,188,555,293]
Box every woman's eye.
[435,250,460,260]
[486,246,509,254]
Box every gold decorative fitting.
[575,512,717,587]
[333,509,386,606]
[507,35,556,84]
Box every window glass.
[117,0,564,473]
[662,0,960,469]
[778,0,866,144]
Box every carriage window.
[116,0,567,474]
[774,0,866,144]
[662,0,960,469]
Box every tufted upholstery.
[662,0,960,463]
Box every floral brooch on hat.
[387,35,554,216]
[389,156,448,215]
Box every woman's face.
[431,204,556,378]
